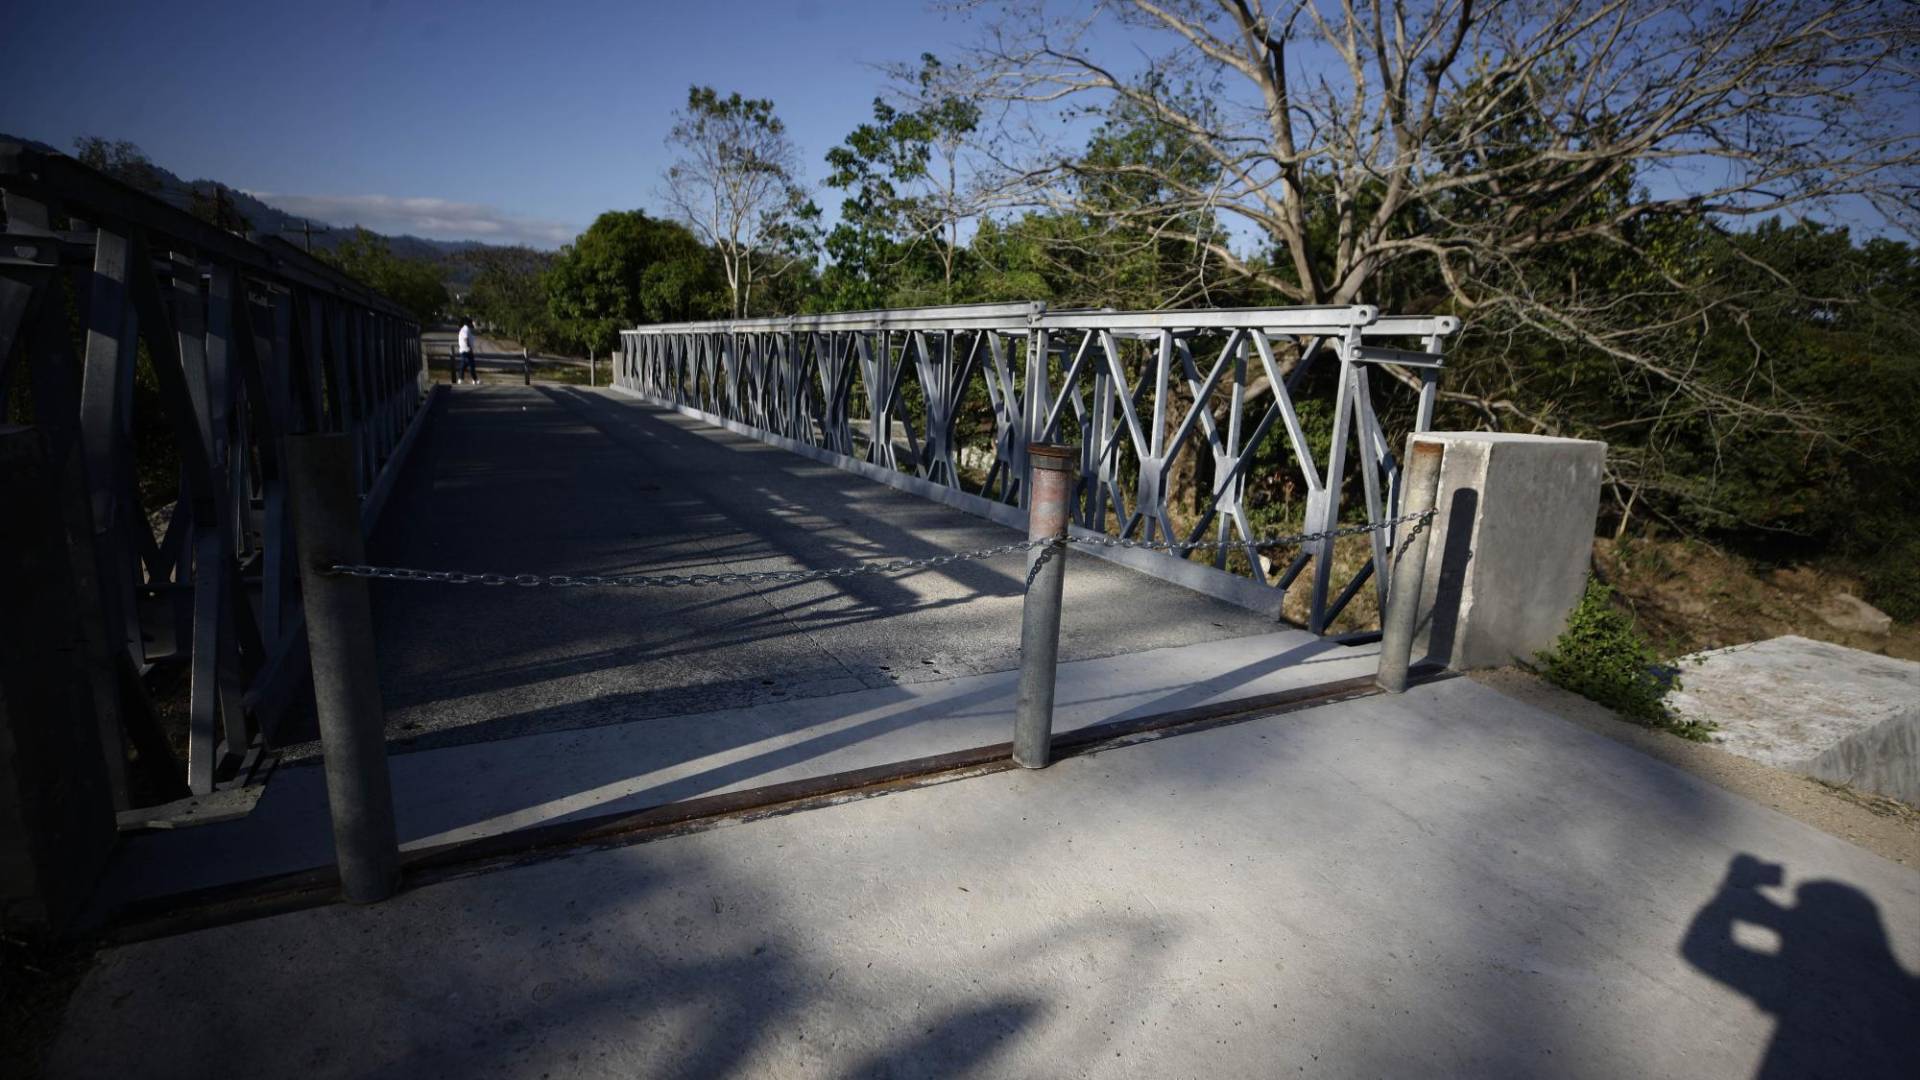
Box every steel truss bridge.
[1,140,426,802]
[619,301,1457,634]
[0,134,1456,819]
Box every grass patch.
[1536,578,1713,741]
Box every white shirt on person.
[458,326,474,354]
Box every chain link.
[325,510,1434,591]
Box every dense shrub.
[1536,579,1712,740]
[1863,539,1920,623]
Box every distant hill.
[2,132,497,285]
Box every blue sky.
[5,2,1901,252]
[0,0,990,248]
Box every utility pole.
[281,217,331,253]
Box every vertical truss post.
[1021,327,1049,506]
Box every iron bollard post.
[1013,444,1077,768]
[1376,438,1445,693]
[522,347,532,386]
[285,433,401,902]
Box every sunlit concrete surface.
[54,677,1920,1079]
[302,385,1281,755]
[96,630,1374,907]
[1669,635,1920,806]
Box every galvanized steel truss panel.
[620,302,1456,633]
[0,140,426,799]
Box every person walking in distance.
[455,317,478,385]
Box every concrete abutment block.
[1412,432,1606,670]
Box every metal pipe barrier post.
[1376,438,1445,693]
[522,347,532,386]
[286,433,402,902]
[1013,444,1077,768]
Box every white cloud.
[247,192,581,249]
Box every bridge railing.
[441,344,597,385]
[618,301,1457,633]
[0,140,428,802]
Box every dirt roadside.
[1596,537,1918,662]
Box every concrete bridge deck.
[329,383,1286,755]
[96,383,1349,908]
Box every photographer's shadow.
[1681,854,1920,1079]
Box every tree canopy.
[661,87,820,318]
[322,228,448,324]
[545,210,726,353]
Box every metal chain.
[1388,510,1434,577]
[325,510,1434,591]
[1025,540,1062,590]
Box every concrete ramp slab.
[1670,636,1920,805]
[52,676,1920,1079]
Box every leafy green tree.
[549,214,725,353]
[463,246,556,348]
[323,228,448,323]
[821,55,983,308]
[72,136,163,192]
[546,210,726,353]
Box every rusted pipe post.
[1013,444,1078,768]
[286,433,401,902]
[1376,438,1445,693]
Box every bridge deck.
[98,383,1353,909]
[310,383,1285,754]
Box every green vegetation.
[1864,540,1920,624]
[321,228,448,323]
[543,210,726,355]
[1536,580,1711,740]
[460,245,554,346]
[661,87,819,319]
